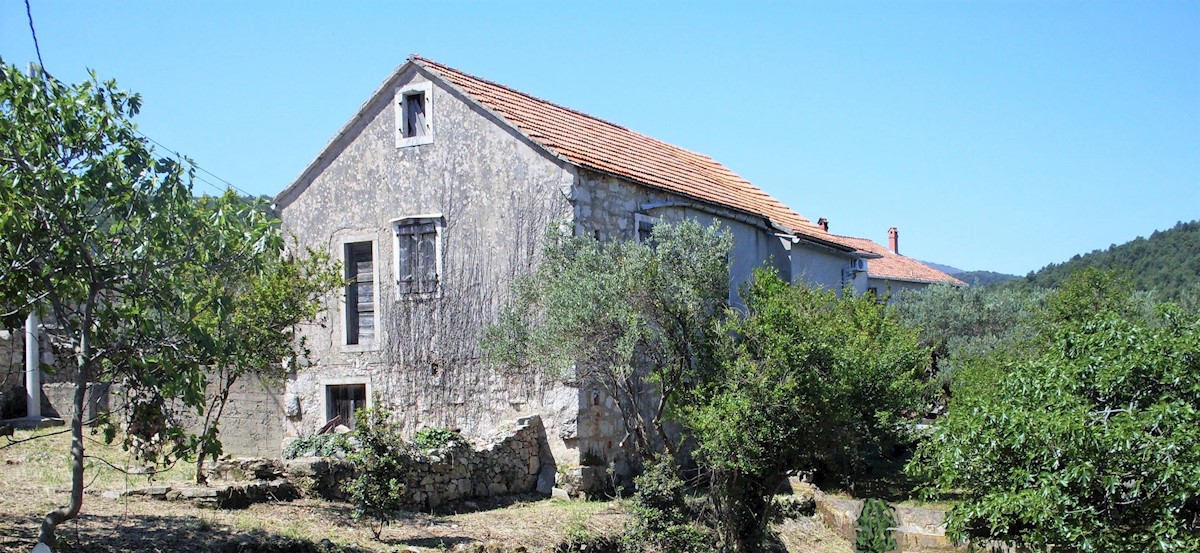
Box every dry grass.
[0,427,849,552]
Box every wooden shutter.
[345,242,374,344]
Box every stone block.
[536,464,555,495]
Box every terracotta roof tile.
[831,235,966,286]
[412,57,859,249]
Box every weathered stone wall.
[0,326,60,419]
[571,169,794,303]
[0,329,27,418]
[813,489,1014,553]
[41,382,108,422]
[405,414,550,508]
[175,374,286,458]
[793,241,865,295]
[276,64,582,471]
[285,414,551,509]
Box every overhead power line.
[24,0,45,72]
[134,130,254,197]
[22,0,252,199]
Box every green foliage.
[952,270,1019,287]
[0,61,343,542]
[343,400,416,540]
[893,282,1048,398]
[410,427,468,451]
[483,219,733,457]
[685,268,927,550]
[186,192,343,482]
[910,270,1200,552]
[623,457,714,553]
[283,433,350,460]
[854,499,897,553]
[1021,220,1200,302]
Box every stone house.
[272,56,956,482]
[824,226,965,301]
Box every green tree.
[483,220,733,460]
[892,282,1048,400]
[186,194,342,484]
[0,63,337,547]
[909,270,1200,552]
[685,269,927,551]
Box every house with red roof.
[273,56,958,494]
[823,226,965,301]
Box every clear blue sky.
[3,1,1196,275]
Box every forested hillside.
[954,270,1019,287]
[1021,220,1200,300]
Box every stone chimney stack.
[817,218,829,232]
[888,227,899,254]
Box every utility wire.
[134,130,255,197]
[24,0,45,72]
[23,0,253,199]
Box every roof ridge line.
[410,55,735,167]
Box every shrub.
[343,402,416,539]
[854,499,897,553]
[410,427,468,451]
[622,457,714,552]
[283,433,349,459]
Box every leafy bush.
[343,402,416,540]
[283,433,349,459]
[622,457,714,553]
[686,268,927,550]
[854,499,897,553]
[910,270,1200,552]
[410,427,468,451]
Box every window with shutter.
[634,213,660,245]
[396,82,433,147]
[393,216,444,296]
[344,241,374,345]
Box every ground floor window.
[325,383,367,429]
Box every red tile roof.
[832,235,966,286]
[412,57,860,250]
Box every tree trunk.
[195,373,236,485]
[38,297,92,549]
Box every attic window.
[396,82,433,147]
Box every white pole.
[25,310,40,419]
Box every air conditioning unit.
[850,258,867,272]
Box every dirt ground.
[0,428,849,552]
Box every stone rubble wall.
[285,414,552,510]
[406,414,549,508]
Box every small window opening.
[344,242,374,345]
[403,92,426,138]
[326,384,367,429]
[634,213,659,244]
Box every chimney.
[817,218,829,232]
[888,227,899,254]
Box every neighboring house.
[828,227,966,300]
[273,56,905,481]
